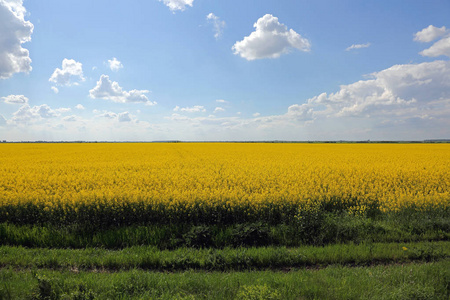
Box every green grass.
[1,260,448,299]
[1,241,449,272]
[1,208,448,299]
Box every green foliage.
[385,206,450,235]
[1,206,449,250]
[109,272,153,298]
[0,284,12,300]
[236,284,281,300]
[30,274,59,300]
[231,222,271,247]
[62,285,95,300]
[183,225,213,248]
[292,204,325,244]
[0,268,13,300]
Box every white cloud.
[207,13,226,39]
[107,57,123,71]
[62,115,79,122]
[32,104,58,119]
[49,59,85,86]
[102,60,450,140]
[159,0,193,12]
[232,14,310,60]
[213,107,225,113]
[89,74,156,105]
[2,94,28,104]
[95,110,134,123]
[164,60,449,140]
[253,112,260,117]
[1,104,155,141]
[286,103,314,121]
[173,105,206,113]
[0,0,33,79]
[96,111,117,119]
[1,111,158,141]
[346,43,371,51]
[216,99,228,104]
[51,86,59,94]
[419,36,450,58]
[55,107,71,113]
[75,104,85,110]
[414,25,450,58]
[414,25,448,42]
[306,60,450,120]
[118,112,132,122]
[10,104,58,123]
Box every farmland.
[0,143,449,299]
[1,143,448,226]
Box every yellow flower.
[0,143,448,223]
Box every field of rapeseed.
[0,143,448,227]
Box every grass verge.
[1,241,449,272]
[1,260,448,299]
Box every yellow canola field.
[0,143,449,223]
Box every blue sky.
[1,0,449,141]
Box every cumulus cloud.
[213,107,225,113]
[232,14,310,60]
[286,103,314,121]
[89,75,156,105]
[0,0,33,79]
[101,59,450,140]
[55,107,71,113]
[75,104,85,110]
[96,111,117,119]
[107,57,123,71]
[118,112,132,122]
[306,60,450,120]
[62,115,79,122]
[207,13,225,39]
[1,109,157,141]
[49,59,85,86]
[10,104,58,123]
[173,105,206,113]
[51,86,59,94]
[165,59,450,140]
[419,36,450,58]
[414,25,448,42]
[94,110,134,122]
[159,0,193,12]
[216,99,228,104]
[414,25,450,58]
[346,43,371,51]
[2,94,28,104]
[166,60,448,139]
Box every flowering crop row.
[0,143,448,226]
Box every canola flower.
[0,143,448,225]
